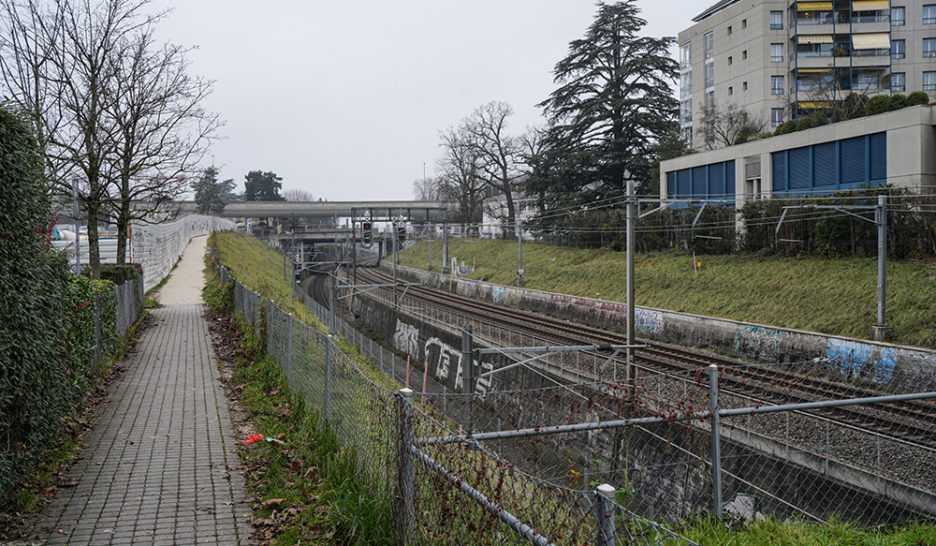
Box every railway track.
[350,265,936,452]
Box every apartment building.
[679,0,936,149]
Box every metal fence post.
[709,364,723,517]
[462,325,473,433]
[325,335,333,422]
[395,388,415,545]
[92,295,102,364]
[596,484,617,546]
[266,300,274,354]
[286,314,293,384]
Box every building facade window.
[680,99,693,123]
[681,72,692,94]
[680,127,693,148]
[892,39,906,59]
[728,55,733,65]
[891,72,906,92]
[770,43,783,62]
[771,75,784,94]
[799,9,834,25]
[680,43,692,69]
[742,49,748,59]
[924,38,936,57]
[855,72,880,90]
[852,9,889,23]
[743,81,748,91]
[728,25,733,35]
[704,31,714,59]
[705,90,715,110]
[742,18,747,28]
[891,6,905,25]
[924,71,936,91]
[770,11,783,29]
[705,62,715,88]
[925,5,936,24]
[771,108,784,127]
[728,86,734,95]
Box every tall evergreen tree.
[244,170,285,201]
[191,167,226,214]
[537,1,678,210]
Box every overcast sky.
[151,0,714,201]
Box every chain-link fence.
[115,276,144,337]
[222,264,936,544]
[133,215,235,292]
[222,265,698,545]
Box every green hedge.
[0,105,117,509]
[98,263,142,285]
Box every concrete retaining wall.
[383,263,936,392]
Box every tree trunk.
[116,177,131,264]
[504,189,516,240]
[86,200,101,279]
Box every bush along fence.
[0,273,143,507]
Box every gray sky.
[152,1,713,200]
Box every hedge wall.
[0,105,116,508]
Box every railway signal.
[397,225,406,242]
[294,263,301,282]
[362,221,372,245]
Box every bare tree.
[283,188,317,201]
[412,177,441,201]
[1,0,219,274]
[437,125,485,235]
[465,101,525,238]
[699,101,766,149]
[0,0,68,181]
[106,25,221,262]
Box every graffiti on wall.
[393,319,420,357]
[491,286,522,306]
[394,318,495,395]
[635,309,664,336]
[825,338,896,384]
[732,325,783,360]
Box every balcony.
[851,53,890,68]
[848,18,890,34]
[795,56,837,70]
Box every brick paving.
[32,304,253,545]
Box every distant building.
[679,0,936,150]
[660,104,936,204]
[480,190,537,239]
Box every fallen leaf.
[259,498,285,510]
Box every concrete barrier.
[383,263,936,392]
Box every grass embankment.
[680,516,936,545]
[399,239,936,348]
[206,232,394,544]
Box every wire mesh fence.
[133,215,235,292]
[222,264,936,544]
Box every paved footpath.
[32,238,254,545]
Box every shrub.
[888,93,908,111]
[0,104,117,510]
[795,116,816,132]
[864,94,891,116]
[774,120,797,135]
[99,263,142,284]
[907,91,930,106]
